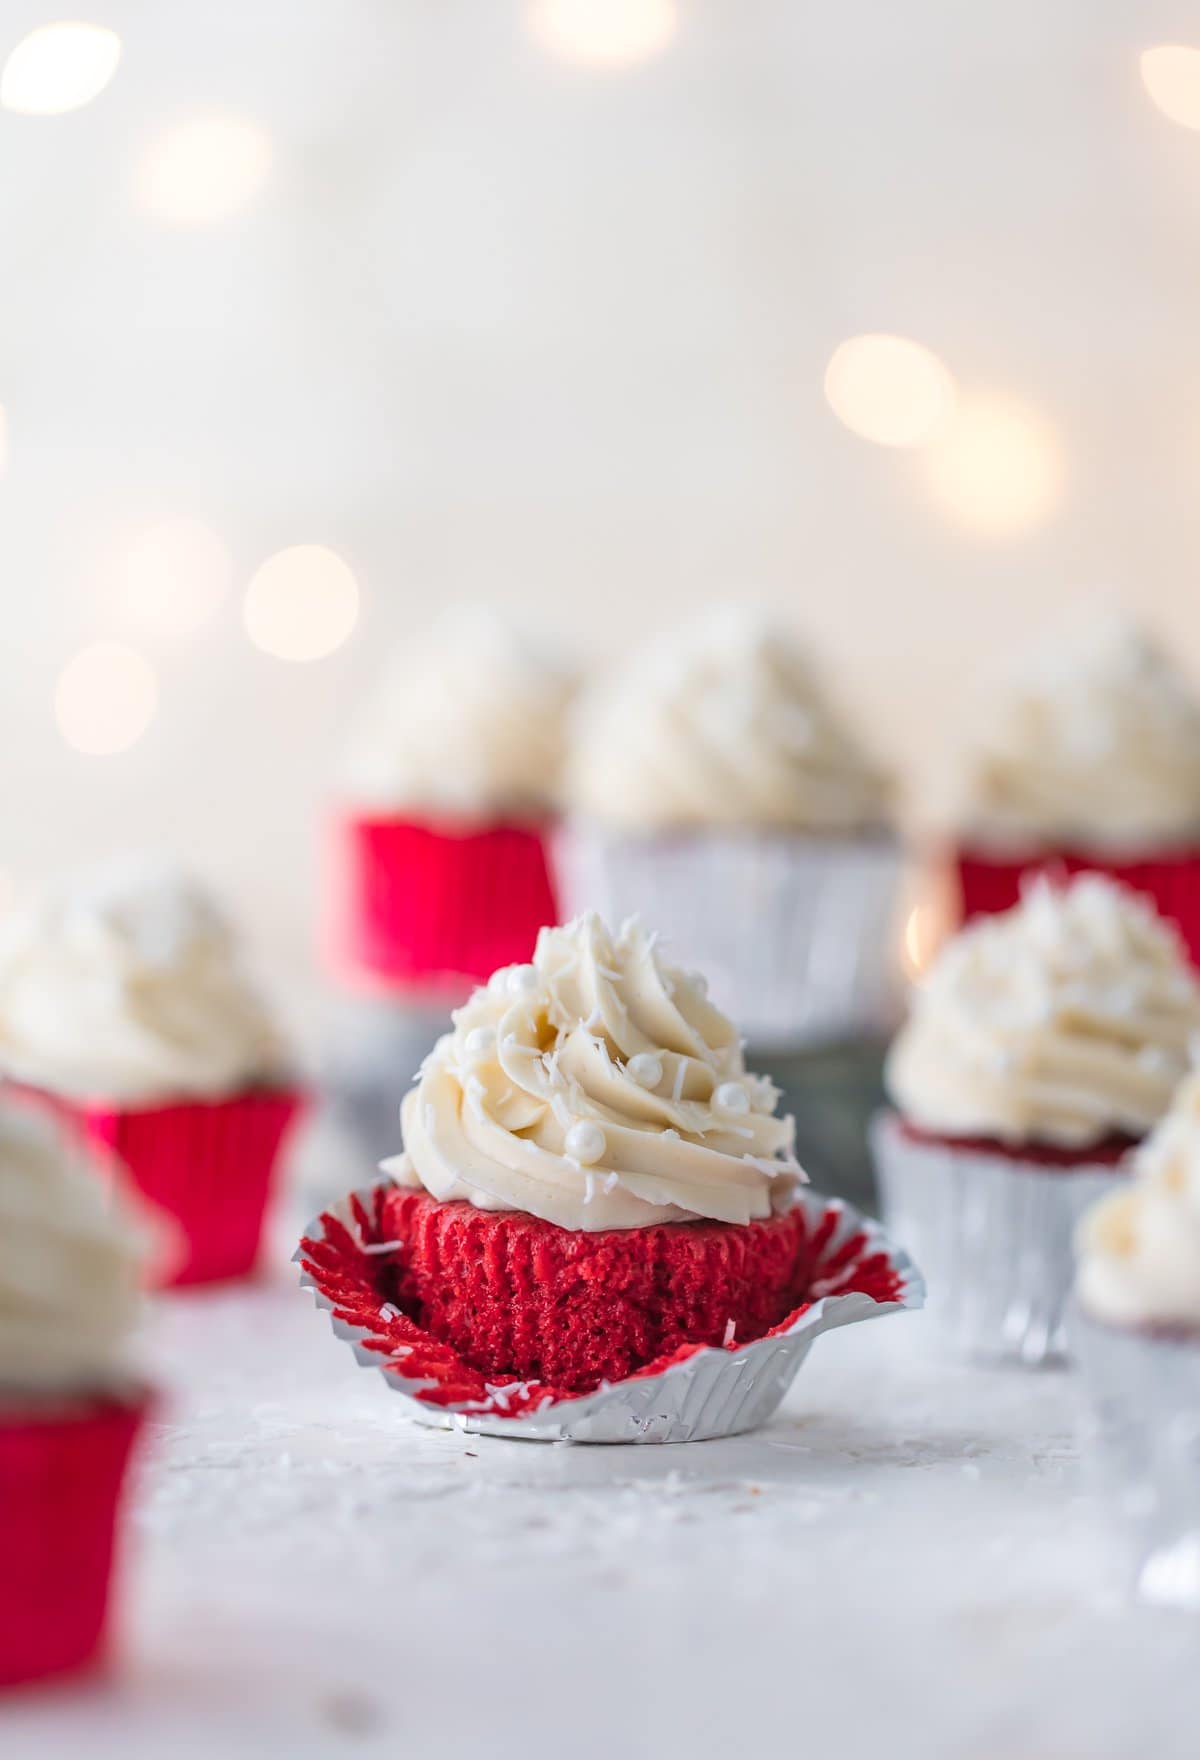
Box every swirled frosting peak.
[954,613,1200,848]
[0,860,287,1105]
[886,875,1200,1147]
[0,1097,146,1392]
[342,605,573,818]
[565,610,889,831]
[1076,1069,1200,1327]
[384,913,804,1230]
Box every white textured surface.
[7,1209,1200,1760]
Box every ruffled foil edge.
[295,1186,925,1444]
[872,1110,1129,1366]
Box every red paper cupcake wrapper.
[296,1185,924,1443]
[954,844,1200,965]
[79,1089,304,1288]
[328,814,559,993]
[0,1394,149,1689]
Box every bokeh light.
[824,334,955,448]
[1,22,120,116]
[113,518,232,640]
[1140,46,1200,131]
[920,393,1063,537]
[54,641,158,755]
[137,114,273,226]
[526,0,678,68]
[243,545,360,663]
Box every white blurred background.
[3,0,1200,1034]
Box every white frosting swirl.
[0,1097,145,1393]
[342,605,573,818]
[954,614,1200,848]
[886,875,1200,1147]
[384,913,803,1230]
[0,861,287,1105]
[1076,1069,1200,1327]
[565,610,889,832]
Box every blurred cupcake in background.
[0,1095,151,1686]
[1074,1070,1200,1607]
[330,605,572,996]
[0,861,302,1287]
[554,611,901,1204]
[874,873,1200,1364]
[949,612,1200,962]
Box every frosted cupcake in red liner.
[0,862,303,1287]
[329,605,573,997]
[1073,1071,1200,1606]
[0,1094,151,1688]
[873,873,1200,1364]
[299,913,922,1442]
[554,611,902,1052]
[947,612,1200,963]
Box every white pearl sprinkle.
[564,1121,606,1165]
[505,964,539,996]
[463,1026,496,1060]
[626,1053,663,1090]
[713,1082,750,1116]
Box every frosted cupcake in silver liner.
[553,610,901,1052]
[873,874,1200,1365]
[1073,1071,1200,1607]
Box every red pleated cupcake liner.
[327,813,559,994]
[71,1088,304,1288]
[296,1184,924,1442]
[0,1394,149,1690]
[954,843,1200,965]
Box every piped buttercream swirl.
[1076,1069,1200,1328]
[886,875,1200,1147]
[565,610,889,832]
[384,913,803,1230]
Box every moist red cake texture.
[895,1116,1138,1170]
[383,1187,811,1393]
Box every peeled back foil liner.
[551,821,905,1052]
[296,1185,924,1444]
[1073,1307,1200,1610]
[872,1110,1129,1366]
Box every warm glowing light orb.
[114,518,233,640]
[921,394,1063,538]
[526,0,678,68]
[55,641,158,755]
[1,22,120,116]
[1141,45,1200,131]
[243,545,359,663]
[824,334,955,449]
[137,114,273,226]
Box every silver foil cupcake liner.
[872,1110,1129,1366]
[551,821,905,1051]
[296,1186,924,1444]
[1073,1307,1200,1609]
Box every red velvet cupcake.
[300,913,923,1441]
[329,606,572,996]
[0,1097,152,1688]
[874,873,1200,1364]
[0,862,303,1287]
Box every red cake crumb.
[895,1116,1138,1170]
[381,1188,813,1393]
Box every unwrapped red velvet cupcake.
[0,861,303,1287]
[0,1095,151,1688]
[946,612,1200,964]
[553,610,902,1051]
[1074,1070,1200,1606]
[300,914,921,1442]
[329,606,572,997]
[873,873,1200,1364]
